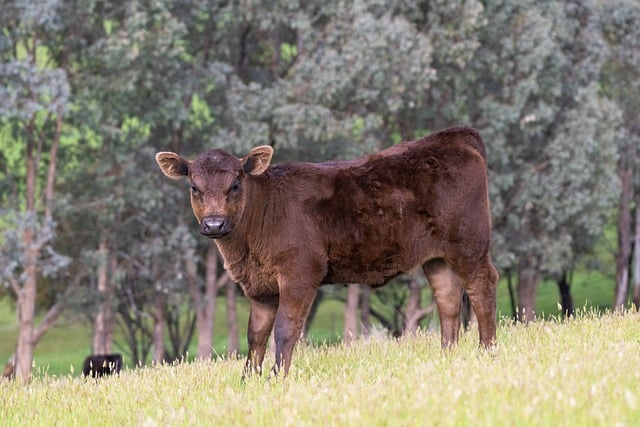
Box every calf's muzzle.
[200,215,230,238]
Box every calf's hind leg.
[423,259,464,348]
[462,260,498,348]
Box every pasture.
[1,310,639,426]
[0,269,616,377]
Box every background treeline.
[1,0,639,381]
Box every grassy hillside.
[1,311,639,426]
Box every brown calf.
[156,126,498,376]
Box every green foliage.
[2,312,640,426]
[468,0,622,276]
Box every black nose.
[200,215,230,238]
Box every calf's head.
[155,146,273,238]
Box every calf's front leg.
[271,283,318,377]
[243,296,278,379]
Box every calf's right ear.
[155,152,190,180]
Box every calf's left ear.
[243,145,274,176]
[156,152,190,180]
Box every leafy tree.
[0,0,74,381]
[600,0,640,309]
[464,0,620,321]
[65,0,267,362]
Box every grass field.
[1,310,639,426]
[0,272,617,377]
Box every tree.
[0,0,74,381]
[633,205,640,309]
[273,0,438,156]
[186,244,231,359]
[464,0,620,321]
[600,0,640,310]
[53,0,216,363]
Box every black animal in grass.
[82,354,123,378]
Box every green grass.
[1,310,639,426]
[495,270,615,320]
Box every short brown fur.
[156,126,498,377]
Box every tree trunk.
[303,292,323,338]
[360,286,371,337]
[404,272,423,334]
[405,274,419,333]
[152,294,166,364]
[557,271,574,318]
[632,203,640,310]
[517,267,539,323]
[506,270,517,322]
[615,167,634,310]
[14,135,41,382]
[344,284,359,343]
[5,278,74,380]
[92,240,115,354]
[15,260,36,383]
[106,254,117,348]
[43,109,62,221]
[226,282,239,356]
[186,245,218,360]
[13,108,63,382]
[92,243,107,354]
[269,330,276,355]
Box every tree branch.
[33,274,82,344]
[216,272,231,290]
[44,106,63,223]
[8,276,21,297]
[405,303,436,327]
[33,302,63,344]
[331,294,395,332]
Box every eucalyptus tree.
[61,0,217,362]
[464,0,620,321]
[599,0,640,310]
[0,0,75,381]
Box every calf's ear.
[156,152,190,179]
[243,145,273,176]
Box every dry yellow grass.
[2,310,639,426]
